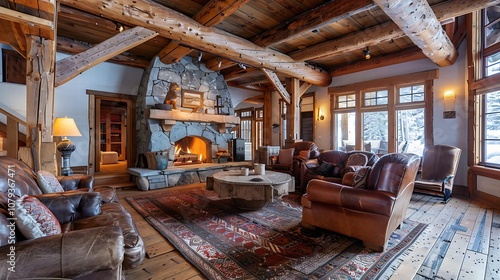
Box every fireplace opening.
[174,136,212,166]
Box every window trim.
[329,70,437,152]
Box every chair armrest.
[304,179,344,206]
[0,226,124,279]
[36,192,102,224]
[58,175,94,191]
[341,172,355,185]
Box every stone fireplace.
[136,56,238,168]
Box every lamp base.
[57,139,76,176]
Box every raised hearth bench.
[129,162,251,191]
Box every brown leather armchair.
[413,144,461,202]
[271,141,320,189]
[0,156,145,278]
[301,153,421,251]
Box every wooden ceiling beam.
[55,26,158,87]
[253,0,374,48]
[373,0,456,67]
[56,36,151,69]
[262,68,290,104]
[329,47,426,76]
[227,81,270,92]
[223,67,262,81]
[0,19,24,56]
[204,57,237,71]
[291,0,498,63]
[0,5,53,30]
[158,0,249,64]
[60,0,332,87]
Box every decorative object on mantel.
[161,82,181,110]
[181,89,203,109]
[126,189,427,280]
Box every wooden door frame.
[300,92,315,142]
[87,90,136,174]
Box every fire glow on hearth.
[173,136,208,166]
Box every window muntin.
[363,90,388,106]
[398,85,425,103]
[336,94,356,108]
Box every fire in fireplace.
[174,136,211,166]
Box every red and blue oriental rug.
[126,189,426,280]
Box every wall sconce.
[317,107,325,121]
[443,90,456,119]
[53,117,82,176]
[363,46,371,60]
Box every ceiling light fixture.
[238,63,246,70]
[217,57,222,68]
[116,23,124,32]
[363,46,371,60]
[198,51,203,61]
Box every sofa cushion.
[345,153,368,167]
[36,171,64,193]
[352,166,370,188]
[15,195,61,239]
[278,148,295,165]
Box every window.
[331,71,435,155]
[475,5,500,167]
[280,99,288,147]
[255,108,263,149]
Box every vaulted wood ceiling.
[0,0,497,91]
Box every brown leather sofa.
[301,153,420,251]
[301,150,379,189]
[0,156,145,279]
[271,141,320,189]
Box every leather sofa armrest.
[304,179,344,205]
[58,175,94,191]
[0,226,124,279]
[304,158,320,169]
[36,192,102,224]
[341,172,355,185]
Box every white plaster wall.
[0,44,144,167]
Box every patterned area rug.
[126,189,426,280]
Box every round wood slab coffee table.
[212,169,292,210]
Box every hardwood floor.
[117,185,500,280]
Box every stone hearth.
[129,162,251,191]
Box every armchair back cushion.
[278,148,295,164]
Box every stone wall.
[136,56,235,164]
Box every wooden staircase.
[94,171,136,190]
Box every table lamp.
[53,117,82,176]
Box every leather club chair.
[271,141,320,189]
[0,156,145,278]
[413,144,461,202]
[301,153,421,251]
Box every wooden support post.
[26,36,56,171]
[285,78,301,143]
[6,116,18,158]
[263,91,272,146]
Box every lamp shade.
[53,117,82,137]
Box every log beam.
[56,36,150,68]
[59,0,332,87]
[55,26,158,87]
[373,0,456,67]
[158,0,250,64]
[204,57,237,71]
[262,68,291,105]
[291,0,498,63]
[253,0,374,47]
[0,6,53,31]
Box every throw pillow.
[278,148,295,165]
[352,166,370,188]
[315,162,336,176]
[345,153,368,167]
[15,195,61,239]
[36,171,64,193]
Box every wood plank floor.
[117,185,500,280]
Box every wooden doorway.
[88,90,136,174]
[300,93,315,142]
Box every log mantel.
[149,109,240,133]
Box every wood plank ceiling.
[0,0,498,92]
